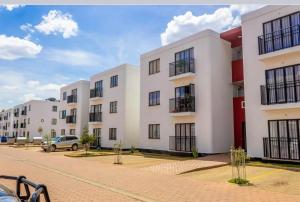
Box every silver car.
[42,136,80,152]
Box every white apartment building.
[0,99,61,140]
[140,30,233,154]
[0,108,13,137]
[88,64,140,149]
[242,5,300,161]
[58,80,90,137]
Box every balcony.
[263,137,300,161]
[169,58,195,80]
[89,112,102,123]
[67,95,77,104]
[260,83,300,110]
[13,124,18,129]
[90,88,103,99]
[258,25,300,59]
[169,136,196,152]
[66,115,76,124]
[169,96,195,116]
[21,110,27,116]
[20,123,26,128]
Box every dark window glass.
[110,101,117,113]
[148,124,160,139]
[110,75,118,88]
[63,92,67,100]
[109,128,117,140]
[149,59,160,75]
[149,91,160,106]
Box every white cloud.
[0,71,65,108]
[45,49,101,67]
[1,4,24,11]
[161,5,264,45]
[35,10,78,38]
[0,35,42,60]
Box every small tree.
[37,127,43,137]
[114,141,123,164]
[80,127,96,155]
[229,147,249,185]
[43,133,52,152]
[191,147,198,158]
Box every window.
[149,124,160,139]
[70,129,75,135]
[28,105,31,111]
[90,104,102,113]
[63,92,67,101]
[52,106,57,112]
[60,110,66,119]
[149,59,160,75]
[51,118,57,125]
[110,75,118,88]
[149,91,160,106]
[175,123,195,137]
[95,80,103,89]
[109,128,117,140]
[110,101,118,113]
[61,129,65,136]
[51,129,56,138]
[27,118,30,124]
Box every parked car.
[41,136,80,152]
[0,175,50,202]
[0,136,7,143]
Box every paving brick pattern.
[0,146,299,202]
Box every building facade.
[140,30,234,154]
[88,64,140,149]
[242,5,300,161]
[58,80,90,137]
[0,109,13,137]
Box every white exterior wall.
[140,30,233,153]
[59,80,90,137]
[0,109,13,137]
[242,5,300,158]
[88,64,140,149]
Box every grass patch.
[248,161,300,171]
[65,150,115,157]
[132,152,191,161]
[228,178,250,186]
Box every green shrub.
[191,147,198,158]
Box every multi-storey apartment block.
[0,99,61,140]
[140,30,233,154]
[88,64,140,149]
[242,5,300,161]
[58,80,90,137]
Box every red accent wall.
[233,96,245,148]
[232,59,244,83]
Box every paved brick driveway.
[0,146,299,202]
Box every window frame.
[149,91,160,106]
[109,101,118,113]
[110,75,118,88]
[109,128,117,140]
[148,124,160,139]
[149,59,160,75]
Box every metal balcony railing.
[89,112,102,122]
[20,123,26,128]
[67,95,77,104]
[90,88,103,98]
[66,115,76,124]
[258,25,300,55]
[169,58,195,77]
[169,96,195,113]
[169,136,196,152]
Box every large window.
[263,64,300,104]
[175,123,195,137]
[63,92,67,101]
[149,59,160,75]
[148,124,160,139]
[265,119,300,160]
[60,110,66,119]
[109,128,117,140]
[110,75,118,88]
[259,12,300,54]
[109,101,117,113]
[149,91,160,106]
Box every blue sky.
[0,5,263,110]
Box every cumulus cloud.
[0,71,65,108]
[1,4,24,11]
[0,35,42,60]
[35,10,78,38]
[161,5,264,45]
[45,49,101,67]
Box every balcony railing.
[20,123,26,128]
[261,82,300,105]
[169,136,196,152]
[21,110,27,115]
[258,25,300,55]
[89,112,102,122]
[169,58,195,77]
[263,137,300,160]
[13,124,18,129]
[169,96,195,113]
[66,115,76,124]
[67,95,77,104]
[90,88,103,98]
